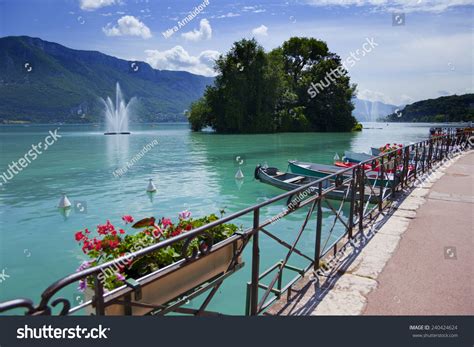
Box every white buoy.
[146,178,157,192]
[235,167,244,180]
[58,194,71,209]
[334,153,340,161]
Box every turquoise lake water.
[0,122,443,314]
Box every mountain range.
[385,94,474,122]
[0,36,213,124]
[2,36,467,125]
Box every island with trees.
[187,37,358,133]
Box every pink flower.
[122,215,134,224]
[179,210,191,220]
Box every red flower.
[119,229,125,234]
[122,215,134,224]
[82,240,92,253]
[75,231,85,241]
[162,218,172,227]
[94,240,102,251]
[97,220,116,235]
[185,224,193,231]
[109,239,119,249]
[170,228,182,237]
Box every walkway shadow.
[266,184,418,316]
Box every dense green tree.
[276,37,357,132]
[188,37,358,133]
[192,39,280,133]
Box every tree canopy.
[188,37,357,133]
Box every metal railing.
[0,129,471,316]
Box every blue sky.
[0,0,472,105]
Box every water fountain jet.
[101,82,135,135]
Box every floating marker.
[334,153,340,161]
[146,178,157,192]
[58,194,71,209]
[235,167,244,180]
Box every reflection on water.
[106,134,130,169]
[0,122,441,314]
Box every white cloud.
[182,19,212,41]
[252,25,268,36]
[145,46,220,77]
[79,0,117,11]
[215,12,241,19]
[103,15,152,39]
[305,0,472,13]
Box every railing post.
[93,274,105,316]
[414,144,419,180]
[358,166,364,232]
[404,146,410,186]
[428,140,433,169]
[378,156,384,212]
[348,168,356,238]
[421,143,426,173]
[314,182,323,270]
[250,208,260,316]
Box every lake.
[0,122,443,314]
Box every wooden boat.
[255,165,381,203]
[288,161,349,179]
[343,151,374,163]
[288,160,395,187]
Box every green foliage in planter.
[74,211,240,291]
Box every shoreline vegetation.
[383,94,474,123]
[187,37,358,134]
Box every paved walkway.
[363,151,473,315]
[266,150,473,316]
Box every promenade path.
[363,151,473,315]
[266,150,473,316]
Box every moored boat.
[289,160,395,187]
[343,151,374,163]
[255,165,381,203]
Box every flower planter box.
[86,239,243,315]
